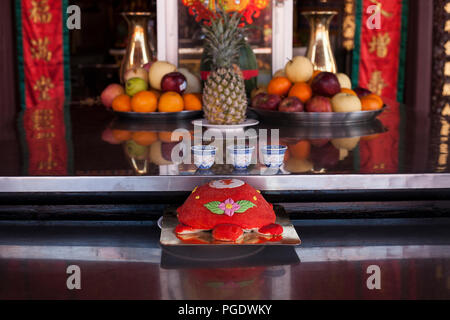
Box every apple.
[124,67,148,83]
[331,92,362,112]
[311,143,340,169]
[336,73,352,89]
[285,56,314,83]
[353,87,372,99]
[273,69,286,78]
[251,87,267,99]
[178,68,202,93]
[149,61,177,90]
[305,96,332,113]
[143,62,154,72]
[126,78,148,96]
[279,96,304,112]
[311,72,341,97]
[331,137,361,151]
[101,84,124,108]
[125,140,148,160]
[161,72,187,94]
[252,93,281,111]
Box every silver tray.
[250,106,386,126]
[114,110,203,121]
[160,205,301,246]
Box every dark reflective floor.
[0,219,449,300]
[0,98,449,177]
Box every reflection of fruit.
[289,140,311,160]
[285,158,314,173]
[331,93,362,113]
[331,137,360,151]
[311,143,340,169]
[288,82,313,103]
[285,56,314,83]
[158,92,184,112]
[126,78,148,96]
[305,96,332,113]
[125,140,149,160]
[101,84,124,108]
[161,72,188,94]
[341,88,357,96]
[310,139,330,148]
[311,72,341,97]
[124,67,148,83]
[252,93,281,111]
[361,95,383,111]
[159,131,182,143]
[353,87,372,99]
[279,96,304,112]
[112,129,132,142]
[102,128,121,145]
[267,77,292,96]
[132,131,158,146]
[361,133,381,141]
[178,68,202,93]
[149,141,173,165]
[149,61,177,90]
[183,93,203,111]
[112,94,132,112]
[131,91,158,113]
[336,73,352,89]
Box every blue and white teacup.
[261,145,288,168]
[227,145,255,170]
[192,145,217,170]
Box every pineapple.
[202,9,248,125]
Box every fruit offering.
[251,55,384,114]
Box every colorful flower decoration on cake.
[181,0,270,26]
[204,198,256,216]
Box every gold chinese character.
[445,3,450,13]
[368,71,387,96]
[443,84,450,96]
[369,33,391,58]
[38,143,57,171]
[30,37,52,62]
[30,0,52,24]
[33,76,54,101]
[369,0,393,18]
[31,109,54,130]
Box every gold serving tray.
[160,205,301,246]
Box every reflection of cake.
[176,179,283,242]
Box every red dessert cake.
[176,179,283,242]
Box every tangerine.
[183,93,203,111]
[158,92,184,112]
[132,131,158,146]
[267,77,292,96]
[365,93,384,107]
[131,91,158,113]
[341,88,357,96]
[361,95,383,111]
[289,140,311,160]
[288,82,313,103]
[112,129,132,142]
[112,94,131,112]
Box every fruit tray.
[250,106,387,126]
[159,205,301,247]
[113,110,203,121]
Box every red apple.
[311,143,340,169]
[143,61,154,72]
[101,84,124,108]
[279,96,304,112]
[353,87,372,99]
[252,93,281,111]
[311,72,341,97]
[305,96,332,113]
[161,72,188,94]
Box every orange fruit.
[112,129,132,142]
[150,89,161,100]
[308,70,322,84]
[288,82,313,103]
[132,131,158,146]
[289,140,311,160]
[112,94,131,112]
[183,93,203,111]
[158,92,184,112]
[361,95,383,111]
[341,88,357,96]
[131,91,158,113]
[365,93,384,107]
[267,77,292,96]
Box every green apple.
[126,78,148,96]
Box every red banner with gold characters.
[16,0,71,175]
[352,0,408,174]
